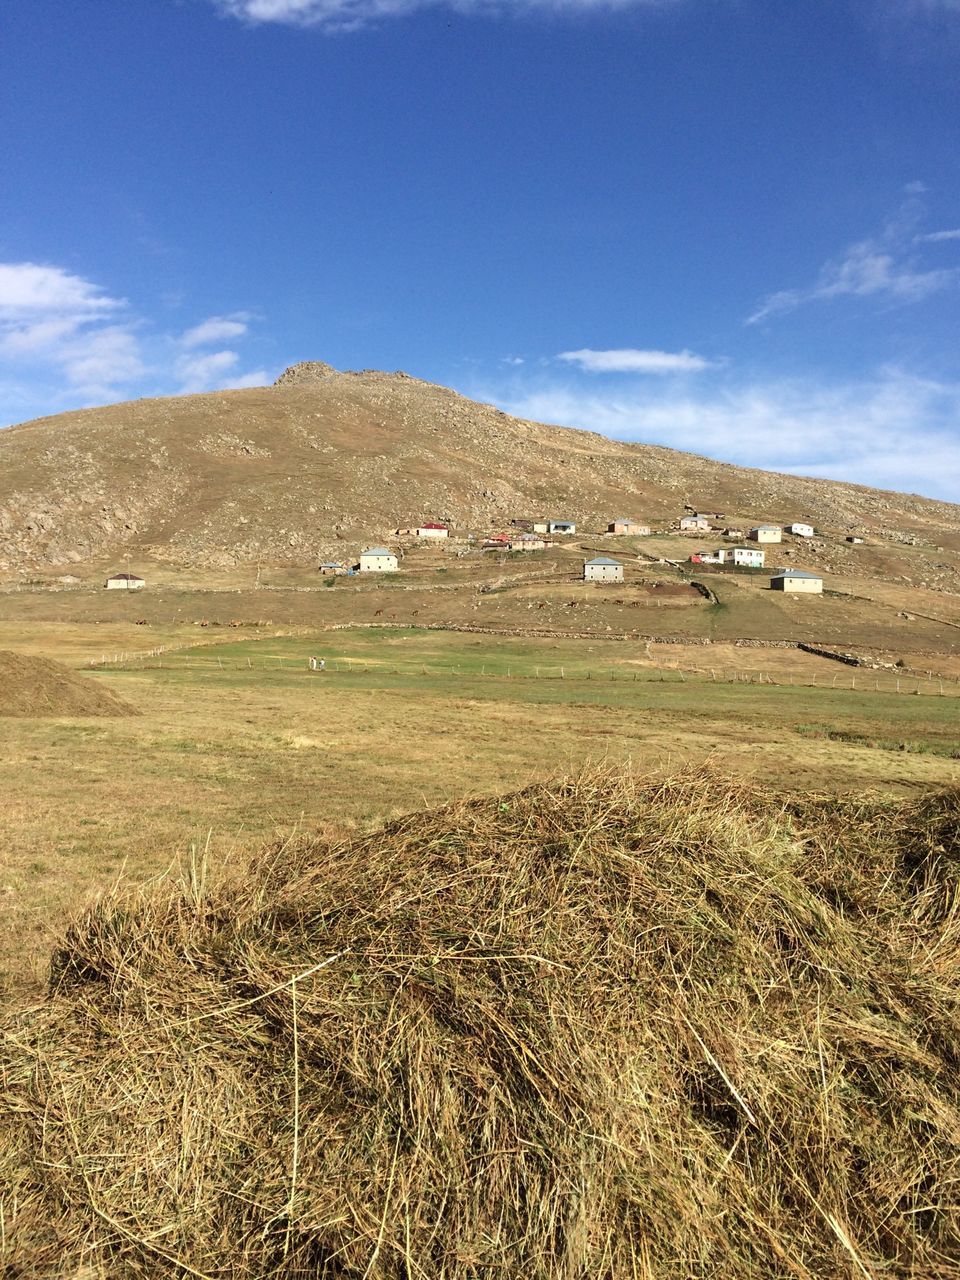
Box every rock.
[274,362,339,386]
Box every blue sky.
[1,0,959,498]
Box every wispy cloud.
[0,262,121,319]
[174,346,268,394]
[0,262,138,398]
[916,228,960,243]
[0,261,269,418]
[214,0,673,31]
[475,367,960,500]
[558,347,717,374]
[179,312,253,348]
[747,204,960,325]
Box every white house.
[785,522,815,538]
[732,546,765,567]
[358,547,398,572]
[770,569,823,594]
[584,556,623,583]
[846,535,864,544]
[548,519,576,534]
[105,572,145,590]
[749,524,782,544]
[680,515,710,532]
[532,520,550,534]
[415,523,448,539]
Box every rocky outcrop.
[273,361,339,386]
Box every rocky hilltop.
[0,363,958,575]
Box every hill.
[1,361,959,576]
[4,770,960,1277]
[0,649,135,717]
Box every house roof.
[751,524,780,531]
[319,562,342,568]
[361,547,395,557]
[770,569,822,580]
[585,557,622,566]
[107,572,143,580]
[418,522,447,529]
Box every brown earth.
[0,649,135,717]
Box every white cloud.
[214,0,671,30]
[180,312,252,348]
[175,349,241,393]
[0,262,121,319]
[173,349,267,394]
[477,368,960,500]
[0,259,269,420]
[748,205,960,324]
[558,347,717,374]
[0,262,141,401]
[60,326,147,396]
[917,228,960,243]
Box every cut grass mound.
[3,772,960,1278]
[0,649,135,717]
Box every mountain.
[1,360,958,575]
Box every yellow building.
[770,570,822,594]
[749,524,782,544]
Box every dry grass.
[3,770,960,1277]
[0,649,135,718]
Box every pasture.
[1,625,958,999]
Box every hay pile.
[0,649,134,717]
[3,772,960,1278]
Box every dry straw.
[3,769,960,1277]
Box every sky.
[1,1,959,499]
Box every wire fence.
[93,650,960,698]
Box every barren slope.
[1,362,958,575]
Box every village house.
[318,562,346,576]
[679,515,710,532]
[749,524,782,544]
[785,522,815,538]
[846,535,864,544]
[691,545,766,567]
[770,569,823,594]
[104,572,145,590]
[607,518,650,535]
[723,528,745,539]
[584,556,623,583]
[358,548,398,573]
[532,521,550,534]
[509,535,546,551]
[415,523,448,539]
[548,519,576,534]
[732,546,765,567]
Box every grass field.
[2,625,959,1001]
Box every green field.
[2,625,958,1000]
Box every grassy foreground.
[3,770,960,1277]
